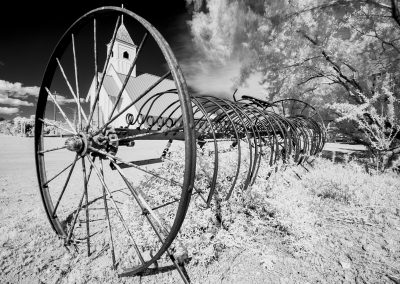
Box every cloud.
[0,79,40,98]
[0,107,19,115]
[184,58,266,100]
[184,59,241,98]
[0,94,33,106]
[181,0,264,98]
[52,94,85,106]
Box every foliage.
[133,141,399,267]
[0,116,35,136]
[331,75,400,170]
[185,0,400,155]
[0,116,72,136]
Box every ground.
[0,135,399,283]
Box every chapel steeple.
[106,15,137,77]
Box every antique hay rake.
[34,6,326,282]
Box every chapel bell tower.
[106,16,137,77]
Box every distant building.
[86,21,176,128]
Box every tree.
[186,0,400,169]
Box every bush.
[331,75,400,171]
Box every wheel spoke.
[110,159,170,236]
[45,87,77,134]
[111,158,189,282]
[100,159,117,269]
[87,157,145,264]
[93,18,99,126]
[37,145,67,154]
[83,158,91,256]
[39,118,75,135]
[52,154,80,218]
[56,58,88,124]
[71,34,82,129]
[43,155,81,187]
[65,157,94,246]
[87,16,121,129]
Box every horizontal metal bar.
[111,158,163,169]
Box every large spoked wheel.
[34,7,195,276]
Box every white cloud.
[184,59,241,98]
[184,58,266,100]
[181,0,263,98]
[0,94,33,106]
[0,107,19,115]
[53,94,85,105]
[0,79,40,98]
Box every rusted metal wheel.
[34,7,196,278]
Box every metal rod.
[65,158,93,245]
[52,154,79,217]
[39,118,75,135]
[38,145,67,154]
[56,58,88,124]
[43,155,81,187]
[71,34,82,129]
[45,87,77,134]
[100,159,117,269]
[87,16,121,129]
[87,157,145,264]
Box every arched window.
[123,51,129,59]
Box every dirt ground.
[1,135,399,283]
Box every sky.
[0,0,266,120]
[0,1,191,119]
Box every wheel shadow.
[121,263,192,283]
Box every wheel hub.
[65,136,83,152]
[65,133,88,156]
[89,128,119,156]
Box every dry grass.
[1,135,399,283]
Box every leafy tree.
[186,0,400,169]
